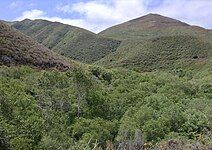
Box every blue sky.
[0,0,212,33]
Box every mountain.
[12,19,121,63]
[99,13,212,41]
[7,14,212,72]
[97,14,212,71]
[0,14,212,149]
[0,20,17,26]
[0,22,71,70]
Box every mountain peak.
[99,14,209,41]
[144,13,162,17]
[21,19,32,23]
[128,13,189,27]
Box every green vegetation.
[12,19,121,63]
[0,22,71,70]
[1,14,212,149]
[97,14,212,72]
[97,35,212,72]
[99,14,212,42]
[0,64,211,149]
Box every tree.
[73,67,92,117]
[86,90,109,119]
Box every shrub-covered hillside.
[0,22,71,70]
[99,14,212,42]
[0,64,211,149]
[97,14,212,72]
[97,35,212,72]
[1,13,212,150]
[12,19,121,63]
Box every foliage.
[1,13,212,149]
[97,35,212,72]
[0,22,70,70]
[0,62,211,149]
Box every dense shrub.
[0,66,211,149]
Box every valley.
[0,13,211,149]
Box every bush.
[102,72,112,83]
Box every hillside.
[12,19,121,63]
[99,13,212,42]
[97,35,212,71]
[0,22,71,70]
[0,13,212,149]
[0,20,17,26]
[97,14,212,71]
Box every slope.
[99,13,212,42]
[0,14,211,150]
[12,19,121,63]
[97,14,212,71]
[0,20,17,26]
[97,35,212,71]
[0,22,71,70]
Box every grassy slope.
[0,22,71,70]
[12,19,121,63]
[99,14,212,41]
[97,14,212,71]
[97,35,212,71]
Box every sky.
[0,0,212,33]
